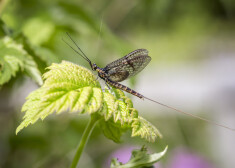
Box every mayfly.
[63,32,234,131]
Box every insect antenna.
[143,96,235,131]
[63,32,93,68]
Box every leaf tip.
[15,126,22,135]
[163,145,168,154]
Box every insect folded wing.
[107,69,129,82]
[104,49,151,82]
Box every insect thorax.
[96,67,106,79]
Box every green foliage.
[1,0,234,167]
[16,61,162,143]
[0,36,42,85]
[22,18,55,45]
[132,116,162,142]
[99,119,128,143]
[111,146,168,168]
[0,0,132,88]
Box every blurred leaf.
[0,36,42,85]
[22,17,55,45]
[58,1,99,32]
[16,33,59,71]
[111,146,168,168]
[0,18,12,36]
[55,1,132,58]
[33,46,60,65]
[23,54,43,85]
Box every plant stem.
[70,115,99,168]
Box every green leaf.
[34,46,60,65]
[99,89,139,142]
[111,146,168,168]
[22,18,55,45]
[16,61,101,134]
[132,116,162,142]
[17,61,162,143]
[0,36,43,85]
[58,1,99,32]
[101,89,137,125]
[99,119,127,143]
[24,55,43,85]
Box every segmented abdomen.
[106,79,143,99]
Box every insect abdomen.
[106,79,144,99]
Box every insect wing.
[104,49,151,82]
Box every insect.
[63,32,235,131]
[64,34,150,99]
[88,48,150,99]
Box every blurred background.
[0,0,235,167]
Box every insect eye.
[92,64,97,70]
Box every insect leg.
[100,82,111,92]
[104,79,111,90]
[95,75,99,81]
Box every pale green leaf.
[17,61,162,143]
[111,146,168,168]
[132,116,162,142]
[16,61,101,134]
[98,90,138,142]
[101,89,137,124]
